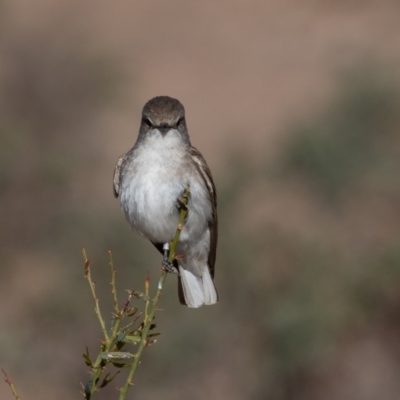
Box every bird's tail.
[178,266,218,308]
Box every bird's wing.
[189,146,218,278]
[113,153,126,198]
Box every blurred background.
[1,1,400,399]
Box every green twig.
[83,284,135,399]
[2,369,22,400]
[109,251,119,314]
[83,248,109,343]
[83,249,111,399]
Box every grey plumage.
[113,96,218,308]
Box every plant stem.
[83,248,109,343]
[83,249,127,399]
[109,251,119,314]
[2,369,22,400]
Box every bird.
[113,96,218,308]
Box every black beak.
[157,123,171,135]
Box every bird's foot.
[161,242,179,274]
[161,258,180,275]
[176,195,188,212]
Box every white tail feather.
[179,266,218,308]
[179,267,204,308]
[202,268,218,305]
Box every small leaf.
[100,371,120,388]
[111,362,132,368]
[121,335,141,344]
[83,353,92,367]
[149,332,161,338]
[100,352,135,361]
[115,340,126,351]
[127,306,138,316]
[145,273,150,296]
[84,378,93,399]
[82,346,93,366]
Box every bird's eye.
[176,117,184,127]
[142,117,152,127]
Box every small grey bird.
[113,96,218,308]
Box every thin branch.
[109,251,119,314]
[2,369,22,400]
[82,248,109,343]
[82,248,113,399]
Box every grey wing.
[113,153,126,198]
[189,146,218,278]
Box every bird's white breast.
[119,132,211,244]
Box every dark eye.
[142,117,152,127]
[176,117,184,128]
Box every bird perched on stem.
[113,96,218,308]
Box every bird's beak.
[157,123,171,136]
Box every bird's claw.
[162,259,180,275]
[176,195,188,212]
